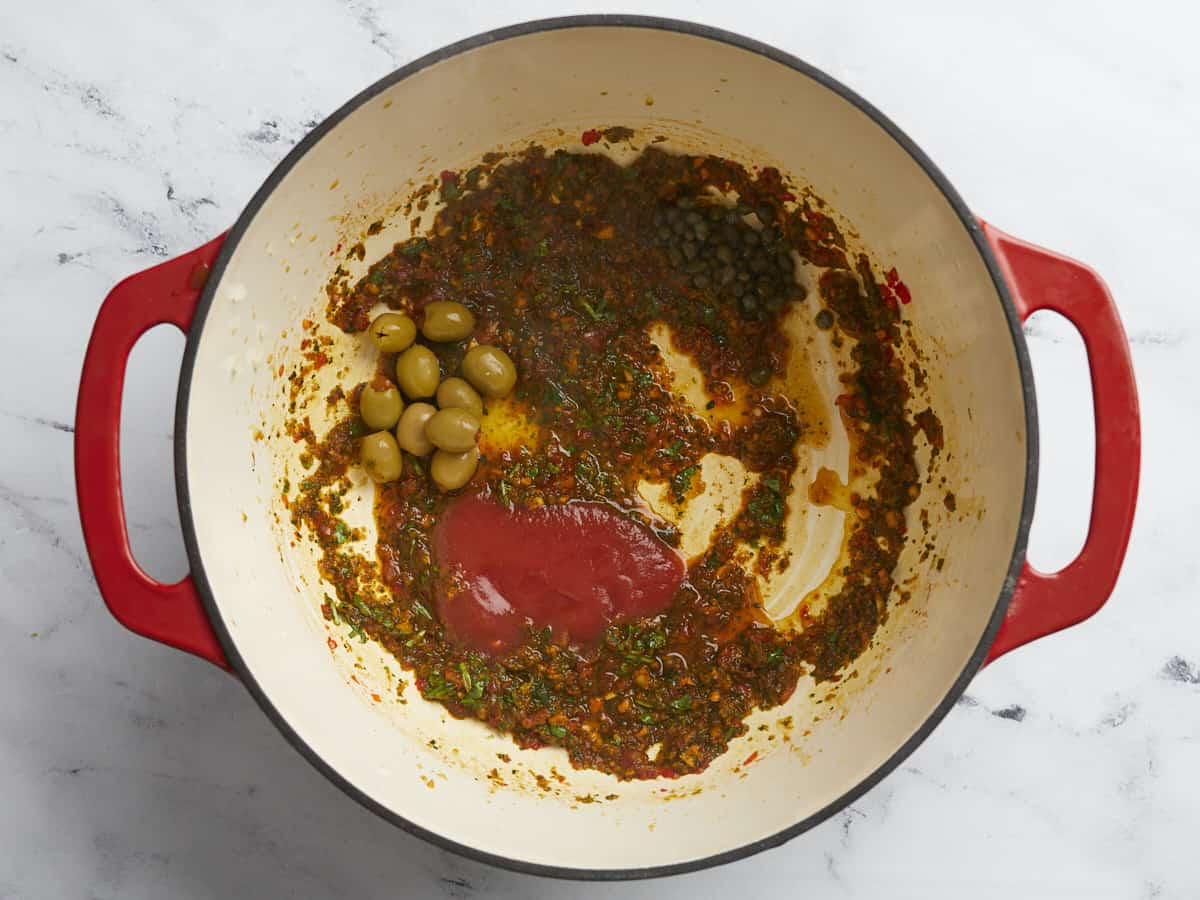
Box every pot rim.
[174,14,1038,881]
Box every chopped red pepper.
[778,191,795,202]
[879,284,898,309]
[581,129,601,146]
[742,751,759,766]
[895,282,912,304]
[440,169,457,182]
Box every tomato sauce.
[434,495,685,654]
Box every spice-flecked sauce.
[289,138,936,780]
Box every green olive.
[359,377,403,430]
[421,301,476,342]
[368,312,417,353]
[436,377,484,416]
[394,345,440,399]
[395,402,437,457]
[431,447,479,492]
[361,431,403,483]
[461,345,517,399]
[424,407,481,453]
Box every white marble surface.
[1,1,1196,896]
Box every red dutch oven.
[75,17,1139,879]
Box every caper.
[395,402,437,456]
[436,377,484,416]
[421,300,476,342]
[815,308,835,330]
[748,366,772,387]
[424,407,481,452]
[461,345,517,399]
[361,431,402,483]
[395,345,440,399]
[359,377,403,430]
[368,312,417,353]
[431,447,479,492]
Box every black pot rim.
[175,14,1038,882]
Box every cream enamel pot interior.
[75,17,1140,879]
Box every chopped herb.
[670,465,697,502]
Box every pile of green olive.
[356,300,517,491]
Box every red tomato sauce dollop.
[433,495,685,655]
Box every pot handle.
[980,222,1140,662]
[75,236,231,671]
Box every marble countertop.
[2,1,1196,896]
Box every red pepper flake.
[895,281,912,305]
[778,191,795,202]
[371,693,382,703]
[807,210,825,225]
[742,751,759,766]
[581,129,601,146]
[335,242,342,254]
[879,284,898,309]
[326,636,337,651]
[312,351,329,369]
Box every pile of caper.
[654,196,805,321]
[357,300,517,491]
